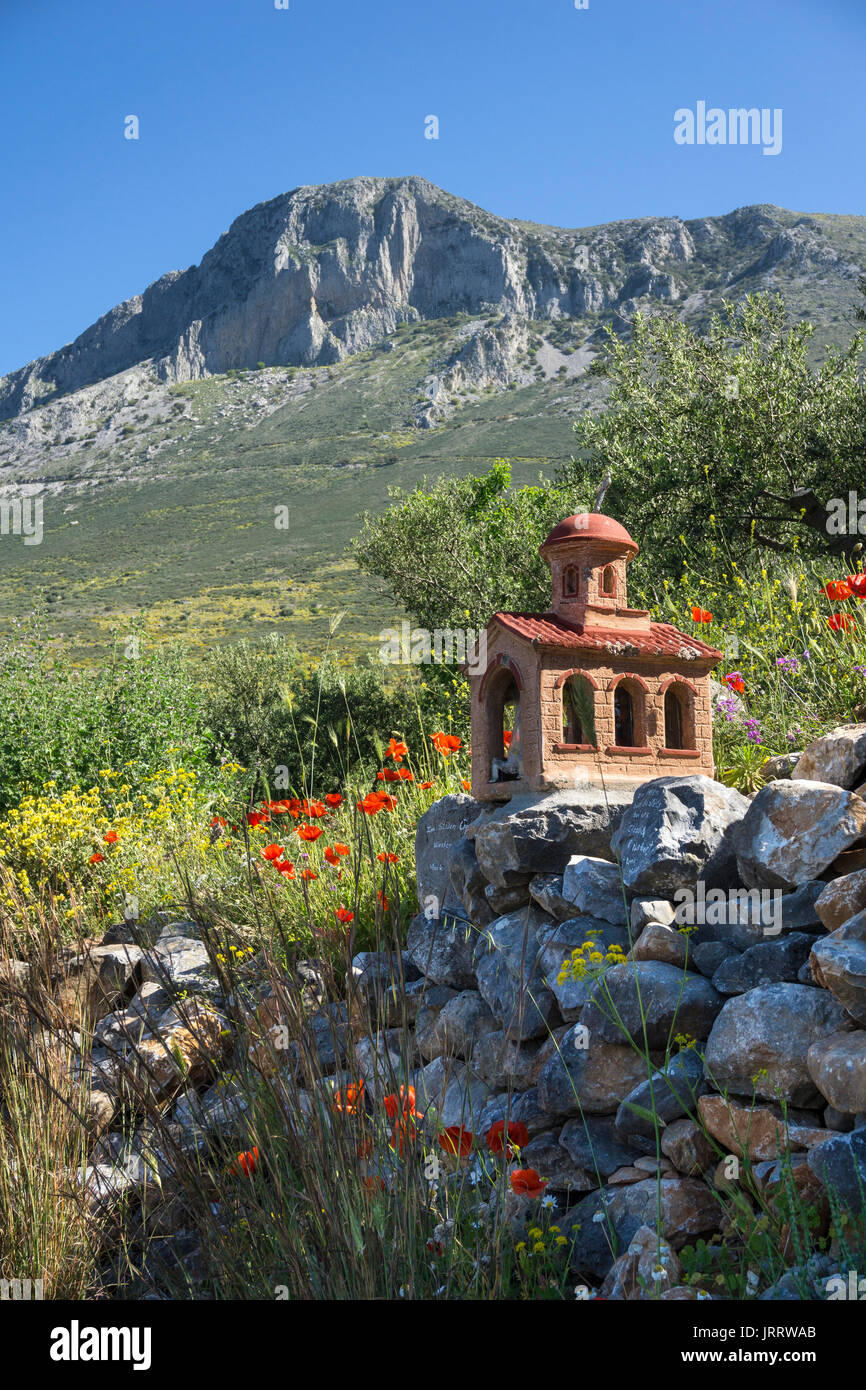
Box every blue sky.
[1,0,864,376]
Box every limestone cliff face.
[0,177,860,421]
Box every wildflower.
[397,768,414,781]
[261,843,285,861]
[541,1193,557,1210]
[848,573,866,600]
[89,852,104,864]
[297,824,323,841]
[324,846,341,865]
[390,1116,418,1156]
[722,671,745,694]
[333,1081,364,1114]
[334,906,354,923]
[378,768,401,782]
[357,792,386,815]
[383,1086,416,1120]
[301,868,317,881]
[386,738,408,762]
[377,851,399,863]
[438,1125,474,1158]
[485,1119,529,1156]
[430,732,462,756]
[828,612,855,633]
[275,860,296,878]
[775,655,799,673]
[822,580,853,602]
[461,780,471,791]
[230,1147,260,1178]
[377,890,389,910]
[325,793,343,807]
[419,781,434,790]
[690,606,713,623]
[334,842,350,856]
[103,830,119,844]
[510,1169,548,1199]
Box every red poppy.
[103,830,119,844]
[377,891,389,911]
[509,1168,548,1199]
[461,780,471,792]
[847,573,866,600]
[231,1147,260,1178]
[357,793,385,815]
[390,1117,418,1156]
[690,606,713,623]
[306,800,327,818]
[383,1085,416,1120]
[261,843,285,861]
[485,1120,529,1156]
[378,794,397,813]
[723,672,746,694]
[828,612,856,633]
[247,810,269,828]
[301,868,318,881]
[397,768,414,781]
[377,851,399,863]
[438,1126,474,1158]
[431,732,462,756]
[325,793,343,807]
[211,815,227,828]
[324,846,341,865]
[335,906,354,923]
[89,852,104,865]
[297,824,323,842]
[275,860,296,879]
[334,843,350,856]
[333,1082,364,1114]
[387,738,408,762]
[377,768,401,782]
[419,781,434,790]
[503,730,513,746]
[822,580,853,602]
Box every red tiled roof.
[491,612,723,661]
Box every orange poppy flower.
[822,580,853,602]
[377,851,399,863]
[89,852,104,865]
[438,1126,474,1158]
[276,860,296,878]
[377,768,401,782]
[387,738,408,762]
[383,1085,416,1120]
[397,768,414,781]
[334,843,350,856]
[389,1117,418,1156]
[230,1147,260,1178]
[301,868,318,881]
[431,732,462,756]
[306,800,327,818]
[211,815,227,828]
[333,1081,364,1114]
[828,612,855,632]
[509,1167,548,1199]
[324,846,340,865]
[485,1120,529,1156]
[419,781,434,790]
[847,573,866,600]
[325,793,343,807]
[103,830,119,844]
[297,824,323,842]
[335,906,354,923]
[357,793,385,815]
[461,780,471,791]
[377,891,389,911]
[261,843,285,861]
[690,606,713,623]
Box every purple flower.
[775,655,799,673]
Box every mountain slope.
[0,178,864,664]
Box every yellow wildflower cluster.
[557,933,627,985]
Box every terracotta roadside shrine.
[468,512,722,802]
